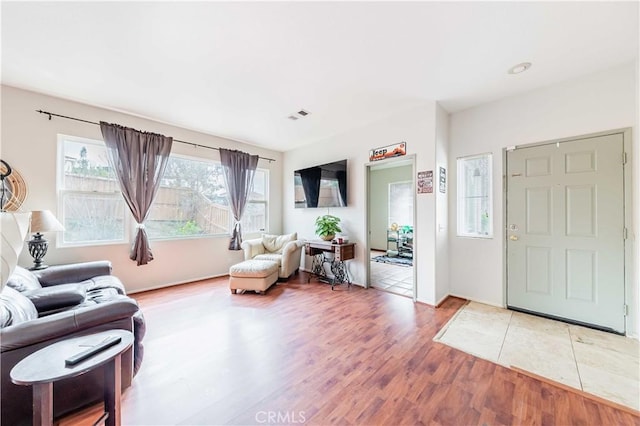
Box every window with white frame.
[145,154,268,240]
[59,135,269,245]
[241,168,268,234]
[58,135,128,246]
[145,155,225,239]
[388,181,413,228]
[457,153,493,238]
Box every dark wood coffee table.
[10,329,133,426]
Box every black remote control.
[65,336,122,366]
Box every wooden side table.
[10,329,133,426]
[305,241,356,289]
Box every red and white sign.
[369,142,406,162]
[417,170,433,194]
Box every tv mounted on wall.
[294,159,347,208]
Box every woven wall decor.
[0,161,28,211]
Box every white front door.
[506,133,626,333]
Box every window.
[58,135,127,246]
[59,136,269,244]
[145,155,225,239]
[241,168,268,234]
[145,154,268,240]
[388,181,413,228]
[457,153,492,238]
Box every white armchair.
[241,233,304,279]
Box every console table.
[10,329,133,426]
[305,241,355,290]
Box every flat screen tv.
[294,159,347,208]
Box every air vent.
[286,109,311,121]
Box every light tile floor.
[434,301,640,411]
[369,250,413,297]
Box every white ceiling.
[2,2,638,152]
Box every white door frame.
[364,154,417,302]
[502,128,633,333]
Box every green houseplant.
[315,214,342,241]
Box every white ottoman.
[229,259,279,294]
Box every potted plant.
[315,214,342,241]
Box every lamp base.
[29,264,49,271]
[28,232,49,271]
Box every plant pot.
[321,234,335,241]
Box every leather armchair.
[241,233,304,279]
[1,261,145,425]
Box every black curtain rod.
[36,109,276,163]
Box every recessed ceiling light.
[287,115,299,121]
[508,62,532,74]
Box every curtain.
[219,148,259,250]
[299,167,322,207]
[100,122,172,265]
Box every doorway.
[505,131,629,334]
[366,157,416,299]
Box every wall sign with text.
[417,170,433,194]
[439,167,446,193]
[369,142,406,162]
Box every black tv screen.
[294,159,347,208]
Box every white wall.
[434,104,450,304]
[449,62,638,336]
[634,59,640,338]
[283,103,440,305]
[0,85,283,293]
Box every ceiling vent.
[287,109,311,121]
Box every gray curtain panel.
[100,122,173,265]
[219,148,259,250]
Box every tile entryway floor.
[434,301,640,411]
[370,250,413,297]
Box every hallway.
[370,250,413,297]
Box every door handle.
[509,235,519,241]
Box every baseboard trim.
[447,292,504,309]
[129,273,229,294]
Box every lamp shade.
[1,211,31,289]
[30,210,64,233]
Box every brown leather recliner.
[0,261,145,426]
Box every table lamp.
[28,210,64,270]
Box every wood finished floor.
[60,272,639,425]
